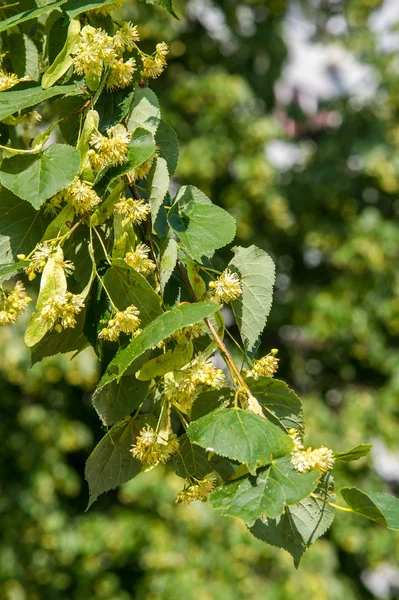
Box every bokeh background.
[1,0,399,598]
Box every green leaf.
[341,488,399,529]
[156,119,179,176]
[137,0,178,18]
[187,408,294,474]
[42,18,81,89]
[229,245,275,352]
[191,388,233,421]
[41,204,75,241]
[30,309,87,364]
[85,415,149,508]
[92,356,150,426]
[97,127,156,190]
[173,434,213,479]
[96,87,134,132]
[9,34,40,81]
[0,0,67,33]
[65,0,122,18]
[97,301,219,388]
[24,247,68,347]
[168,188,236,262]
[210,456,320,525]
[127,87,160,135]
[147,157,170,226]
[334,444,373,463]
[0,188,49,263]
[136,337,193,381]
[159,237,177,294]
[0,144,80,210]
[104,260,162,326]
[0,260,29,284]
[0,83,80,122]
[248,377,304,433]
[250,513,306,568]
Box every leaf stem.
[310,493,354,513]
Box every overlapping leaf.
[341,488,399,529]
[248,376,304,433]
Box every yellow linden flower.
[98,305,141,341]
[130,426,178,466]
[291,445,335,473]
[39,293,84,330]
[113,22,140,53]
[57,177,101,215]
[247,349,279,379]
[176,474,216,504]
[130,152,157,180]
[0,70,19,91]
[89,124,131,169]
[24,242,53,279]
[0,281,32,326]
[106,58,136,91]
[209,269,242,304]
[288,428,304,451]
[72,25,116,80]
[141,42,169,79]
[115,197,151,227]
[125,244,156,275]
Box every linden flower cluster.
[165,360,227,413]
[23,243,74,280]
[18,111,42,127]
[115,197,151,227]
[289,430,335,473]
[0,282,32,326]
[56,177,101,216]
[89,125,131,171]
[247,349,279,379]
[0,69,19,91]
[209,269,242,304]
[125,244,156,276]
[89,0,124,16]
[130,151,158,181]
[99,305,141,341]
[176,474,216,504]
[141,42,169,79]
[39,293,84,331]
[130,425,179,466]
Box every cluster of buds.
[0,282,32,326]
[98,305,141,341]
[165,360,226,413]
[89,124,131,171]
[289,429,335,473]
[22,243,74,281]
[176,474,216,504]
[209,269,243,304]
[125,244,156,276]
[130,425,179,467]
[246,349,279,380]
[54,177,101,216]
[39,292,84,331]
[115,197,151,227]
[0,69,19,91]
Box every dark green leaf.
[341,488,399,529]
[0,83,80,122]
[147,156,169,226]
[0,260,29,284]
[191,388,233,421]
[173,434,213,479]
[248,377,304,433]
[187,408,294,474]
[0,0,67,33]
[96,87,134,131]
[156,119,179,176]
[250,514,306,568]
[159,237,177,294]
[9,34,40,81]
[210,456,320,525]
[229,245,275,352]
[65,0,123,18]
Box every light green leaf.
[25,247,67,347]
[341,488,399,529]
[65,0,122,18]
[187,408,294,474]
[85,415,147,508]
[127,87,160,134]
[136,337,193,381]
[10,34,40,81]
[0,260,29,284]
[156,119,179,176]
[168,189,236,262]
[147,156,169,226]
[210,456,320,525]
[229,245,275,352]
[173,434,213,479]
[248,376,304,433]
[0,144,81,209]
[334,444,372,463]
[30,310,87,364]
[0,83,80,122]
[92,356,150,426]
[42,18,81,89]
[0,188,49,263]
[111,213,135,259]
[159,237,177,294]
[97,301,219,388]
[0,0,67,33]
[104,260,162,326]
[41,204,75,241]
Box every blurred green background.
[1,0,399,598]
